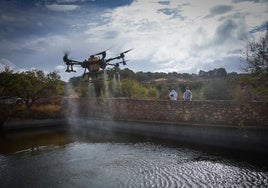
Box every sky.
[0,0,267,81]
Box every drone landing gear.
[66,65,76,72]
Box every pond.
[0,123,267,188]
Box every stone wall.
[64,98,268,126]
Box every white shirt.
[169,89,178,101]
[183,89,192,101]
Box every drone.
[63,49,132,82]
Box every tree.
[198,68,227,78]
[1,70,63,109]
[120,78,158,98]
[120,68,136,79]
[0,68,14,95]
[47,71,64,96]
[121,79,138,98]
[203,79,232,100]
[244,29,268,74]
[240,29,268,101]
[215,68,227,77]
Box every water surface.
[0,127,267,188]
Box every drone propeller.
[63,53,82,64]
[63,51,69,63]
[121,48,133,54]
[92,51,106,56]
[63,50,70,56]
[119,49,133,59]
[63,53,69,63]
[91,47,112,57]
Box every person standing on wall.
[169,88,178,101]
[183,87,192,101]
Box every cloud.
[250,21,268,33]
[0,0,267,81]
[232,0,267,3]
[214,19,239,44]
[55,65,65,71]
[158,1,170,5]
[157,7,186,20]
[0,58,17,71]
[46,4,80,11]
[56,0,82,3]
[205,5,233,18]
[72,0,266,74]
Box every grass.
[11,104,63,119]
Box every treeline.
[67,67,267,101]
[1,66,266,103]
[120,67,236,81]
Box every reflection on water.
[0,127,267,188]
[0,128,74,154]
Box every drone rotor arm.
[71,61,83,65]
[106,57,118,62]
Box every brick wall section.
[64,98,268,126]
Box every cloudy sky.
[0,0,267,81]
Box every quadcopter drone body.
[63,49,131,82]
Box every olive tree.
[1,69,63,109]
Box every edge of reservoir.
[2,117,268,155]
[2,98,268,154]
